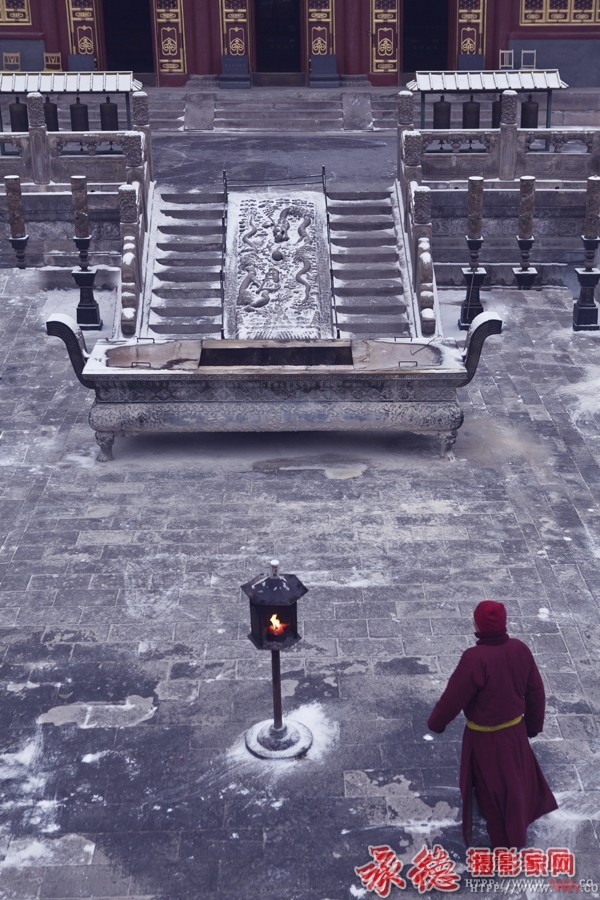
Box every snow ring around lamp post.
[245,718,313,760]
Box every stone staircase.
[145,190,226,338]
[326,189,410,338]
[371,94,397,130]
[143,87,186,131]
[213,92,344,131]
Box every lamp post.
[242,560,312,760]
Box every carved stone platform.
[46,312,502,461]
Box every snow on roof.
[0,71,142,94]
[407,70,568,93]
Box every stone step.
[335,296,407,314]
[156,241,223,253]
[154,268,221,283]
[329,219,394,232]
[331,265,400,280]
[214,100,342,111]
[330,250,398,263]
[156,255,222,267]
[327,190,391,201]
[213,118,342,130]
[152,286,221,300]
[148,317,222,336]
[330,234,396,248]
[161,208,224,221]
[334,281,403,296]
[162,192,225,204]
[337,318,410,335]
[328,201,390,214]
[151,300,223,318]
[157,225,224,236]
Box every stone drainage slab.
[224,188,333,340]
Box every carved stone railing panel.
[421,131,495,153]
[524,129,596,153]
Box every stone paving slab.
[1,141,600,898]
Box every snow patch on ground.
[0,834,95,868]
[81,751,110,765]
[278,464,367,480]
[0,732,59,840]
[559,367,600,424]
[37,695,156,728]
[343,771,459,856]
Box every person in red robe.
[427,600,558,848]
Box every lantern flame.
[269,613,286,635]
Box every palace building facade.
[0,1,599,87]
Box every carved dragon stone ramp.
[225,189,333,340]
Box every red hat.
[474,600,507,634]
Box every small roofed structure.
[0,72,143,95]
[0,72,143,128]
[407,69,569,129]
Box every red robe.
[428,633,558,848]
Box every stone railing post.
[398,90,414,130]
[401,129,423,183]
[119,185,142,336]
[499,90,518,182]
[123,132,144,172]
[118,183,139,238]
[120,233,139,336]
[412,185,433,282]
[132,91,153,180]
[417,236,436,335]
[26,92,51,185]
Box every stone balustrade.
[400,125,600,183]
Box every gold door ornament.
[371,0,398,74]
[457,0,487,56]
[229,27,246,55]
[0,0,31,25]
[220,0,250,57]
[155,0,186,74]
[520,0,600,24]
[65,0,99,58]
[308,0,335,56]
[311,27,328,55]
[77,26,94,55]
[460,28,477,55]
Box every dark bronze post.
[459,176,486,330]
[271,649,283,732]
[573,176,600,331]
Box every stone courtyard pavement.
[0,133,599,900]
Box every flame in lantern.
[269,614,286,635]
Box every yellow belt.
[466,714,523,732]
